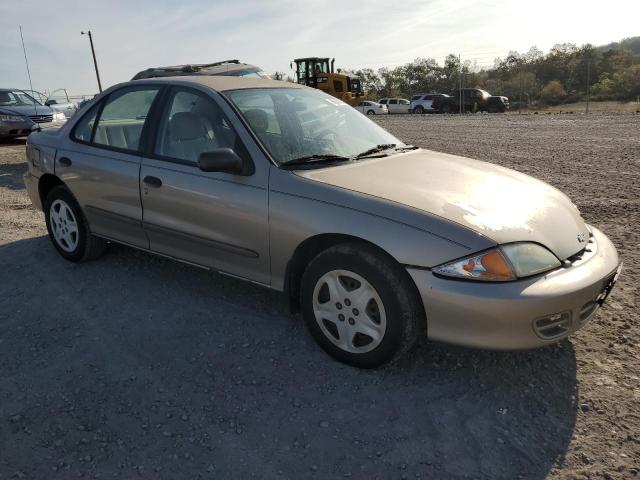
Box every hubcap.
[49,199,79,252]
[312,270,387,354]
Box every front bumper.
[23,171,41,210]
[0,119,65,138]
[407,226,620,349]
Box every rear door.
[55,85,161,248]
[388,99,398,113]
[139,85,270,285]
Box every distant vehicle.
[43,89,78,118]
[410,93,448,114]
[378,98,411,114]
[0,88,67,140]
[292,57,364,107]
[433,88,509,113]
[132,59,268,80]
[354,100,388,115]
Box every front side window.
[227,88,402,165]
[154,88,239,163]
[389,99,398,105]
[93,87,159,151]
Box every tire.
[366,110,375,115]
[44,185,106,262]
[414,106,424,114]
[487,104,498,113]
[300,242,424,368]
[441,103,452,114]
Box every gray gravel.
[1,112,639,479]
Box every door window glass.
[154,88,240,163]
[93,87,159,151]
[389,99,398,105]
[72,103,100,143]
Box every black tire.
[366,110,375,115]
[44,185,106,262]
[441,103,452,114]
[300,242,424,368]
[487,104,498,113]
[414,106,424,114]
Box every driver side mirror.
[198,148,244,175]
[45,99,57,106]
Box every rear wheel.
[44,185,106,262]
[442,103,452,114]
[301,243,424,368]
[414,106,424,114]
[366,110,375,115]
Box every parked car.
[378,98,411,114]
[410,93,448,114]
[24,76,621,368]
[433,88,509,113]
[132,59,267,80]
[354,100,388,115]
[44,89,78,118]
[0,89,67,140]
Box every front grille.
[29,114,53,123]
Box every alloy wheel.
[49,199,79,252]
[312,269,387,353]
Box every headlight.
[54,112,67,121]
[433,243,561,282]
[0,114,25,122]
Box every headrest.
[169,111,205,141]
[243,109,268,134]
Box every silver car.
[23,76,621,368]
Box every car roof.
[137,75,304,92]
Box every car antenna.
[19,25,37,117]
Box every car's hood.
[296,149,589,260]
[0,105,54,116]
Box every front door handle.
[58,157,72,167]
[143,176,162,188]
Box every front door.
[55,86,161,248]
[139,86,270,285]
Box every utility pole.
[81,30,102,92]
[585,58,590,115]
[459,54,463,114]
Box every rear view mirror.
[198,148,244,175]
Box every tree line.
[351,37,640,106]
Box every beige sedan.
[23,76,621,368]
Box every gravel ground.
[0,113,638,480]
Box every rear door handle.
[143,176,162,188]
[58,157,72,167]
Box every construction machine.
[291,57,364,106]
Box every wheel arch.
[38,174,66,207]
[284,233,424,320]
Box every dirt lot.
[1,113,638,480]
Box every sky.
[1,0,638,96]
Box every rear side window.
[389,99,398,105]
[424,95,433,100]
[72,103,100,143]
[410,95,421,101]
[93,87,159,152]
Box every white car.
[410,93,445,114]
[378,98,411,114]
[354,101,388,115]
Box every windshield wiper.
[280,154,351,169]
[354,143,397,159]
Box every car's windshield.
[0,90,41,107]
[226,88,403,165]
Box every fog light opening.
[533,311,572,339]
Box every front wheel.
[44,185,106,262]
[366,110,375,115]
[414,106,424,114]
[301,243,424,368]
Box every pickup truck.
[432,88,509,113]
